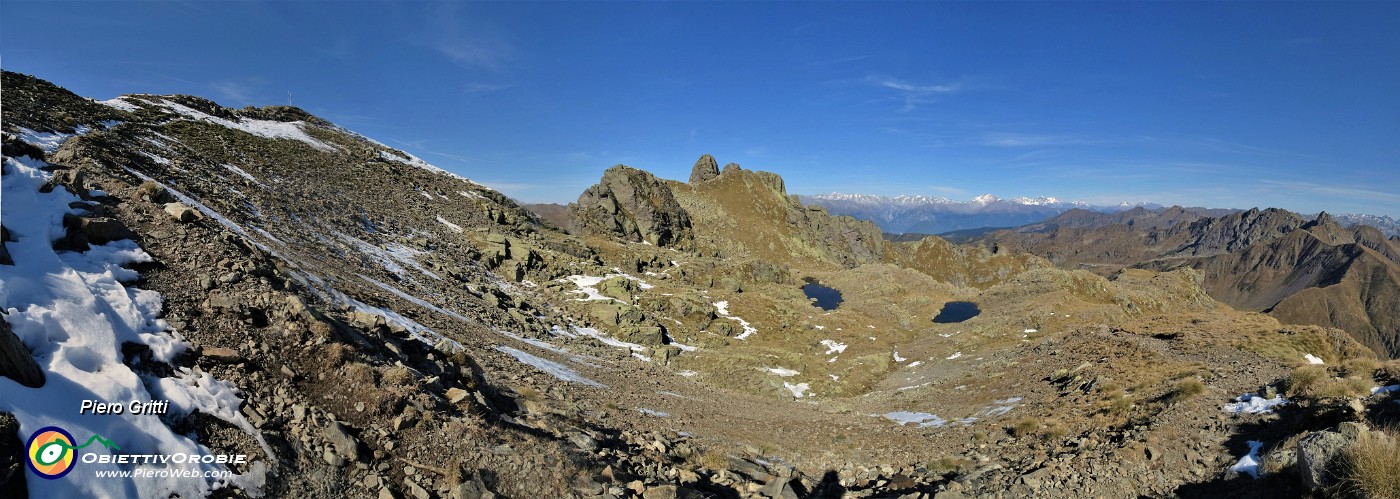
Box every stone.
[569,432,600,452]
[642,484,678,499]
[404,478,432,499]
[446,388,470,404]
[324,422,362,461]
[200,346,243,364]
[689,154,720,184]
[449,474,496,499]
[163,202,198,223]
[1297,430,1349,492]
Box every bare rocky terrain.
[3,71,1399,499]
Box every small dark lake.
[932,301,980,323]
[802,280,843,311]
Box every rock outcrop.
[689,154,719,184]
[570,165,693,247]
[0,319,43,388]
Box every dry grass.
[1167,378,1207,404]
[1008,418,1040,438]
[1287,365,1372,399]
[1343,427,1400,499]
[696,450,729,471]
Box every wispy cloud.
[208,78,268,106]
[1257,180,1400,204]
[390,138,482,164]
[462,82,514,93]
[422,3,515,73]
[865,75,963,112]
[977,132,1093,148]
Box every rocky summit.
[3,70,1400,499]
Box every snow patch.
[883,411,947,428]
[495,346,605,387]
[638,408,670,417]
[156,99,337,152]
[713,300,757,340]
[435,215,464,233]
[1,155,269,497]
[946,352,963,360]
[1223,393,1288,414]
[1229,441,1264,478]
[820,339,848,355]
[1304,354,1325,365]
[767,367,800,377]
[783,382,811,398]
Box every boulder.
[0,319,44,388]
[618,326,665,346]
[689,154,719,184]
[569,165,692,247]
[163,202,198,223]
[1297,429,1349,492]
[598,276,636,301]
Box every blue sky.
[3,2,1398,217]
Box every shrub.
[1343,428,1400,499]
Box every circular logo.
[26,426,77,480]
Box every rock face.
[1296,427,1354,492]
[570,165,692,247]
[0,319,43,388]
[688,154,719,184]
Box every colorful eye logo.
[26,426,77,479]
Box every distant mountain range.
[798,192,1159,235]
[800,192,1400,238]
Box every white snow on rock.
[156,99,337,152]
[1229,440,1264,478]
[883,411,947,428]
[820,339,848,355]
[1304,354,1325,365]
[358,275,469,322]
[0,154,270,497]
[436,215,464,233]
[99,96,141,112]
[713,300,757,340]
[333,231,442,281]
[638,408,670,417]
[562,273,655,302]
[784,382,812,398]
[1023,328,1038,333]
[494,346,605,388]
[1223,393,1288,414]
[892,351,906,362]
[222,163,265,187]
[767,367,800,377]
[946,351,964,360]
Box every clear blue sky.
[3,1,1398,217]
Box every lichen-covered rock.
[1297,429,1349,492]
[570,165,692,247]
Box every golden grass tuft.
[1167,378,1207,404]
[1343,427,1400,499]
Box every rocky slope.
[4,71,1399,499]
[969,207,1400,359]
